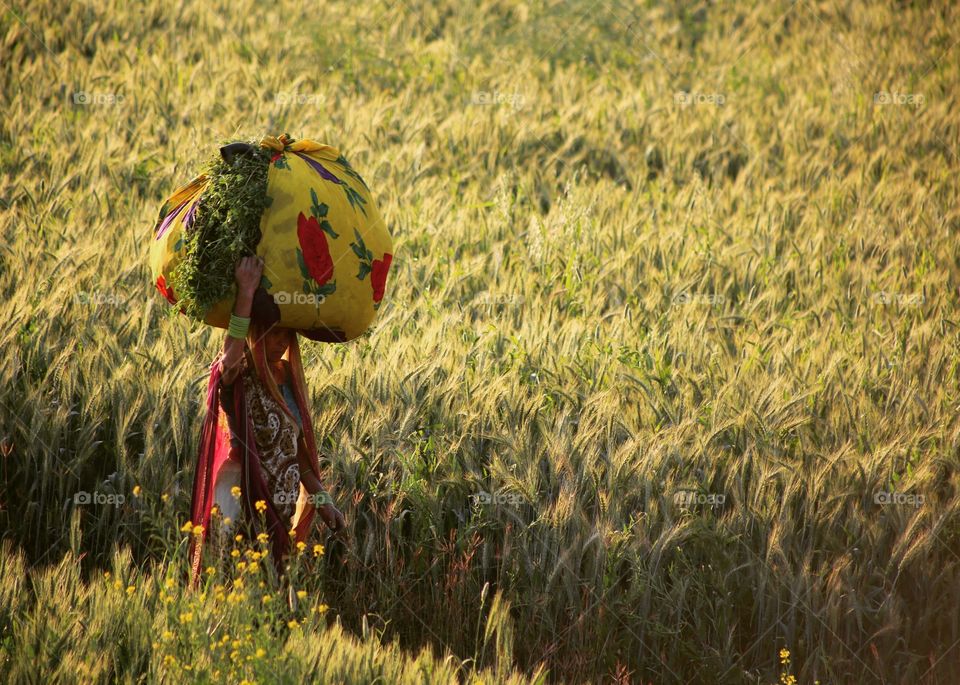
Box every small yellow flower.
[257,532,269,544]
[180,520,194,533]
[210,504,220,516]
[162,630,174,641]
[192,524,204,537]
[132,485,141,497]
[262,594,272,603]
[223,517,232,526]
[254,500,267,513]
[161,493,169,503]
[247,562,259,574]
[205,566,216,576]
[230,486,241,499]
[296,590,307,599]
[779,648,790,664]
[295,541,306,553]
[179,611,194,624]
[235,534,244,542]
[126,585,136,595]
[316,603,329,614]
[255,647,266,658]
[313,544,324,557]
[164,578,175,590]
[231,549,240,558]
[237,561,247,571]
[287,619,299,629]
[103,571,111,579]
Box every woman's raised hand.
[235,255,264,296]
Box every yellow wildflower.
[230,486,241,499]
[254,500,267,513]
[132,485,141,497]
[313,544,324,557]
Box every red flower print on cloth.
[370,253,392,303]
[156,274,177,304]
[296,212,334,285]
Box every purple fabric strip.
[155,196,191,240]
[293,151,343,184]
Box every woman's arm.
[297,432,325,495]
[220,256,264,386]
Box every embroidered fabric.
[220,355,302,522]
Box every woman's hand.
[316,503,346,533]
[235,255,264,296]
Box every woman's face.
[263,327,292,363]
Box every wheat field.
[2,0,959,683]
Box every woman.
[188,255,345,586]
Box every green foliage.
[169,141,272,319]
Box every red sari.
[187,349,325,588]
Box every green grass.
[1,0,959,682]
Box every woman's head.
[262,326,293,363]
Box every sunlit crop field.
[2,0,959,683]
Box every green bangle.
[228,313,250,339]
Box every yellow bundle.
[150,134,393,342]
